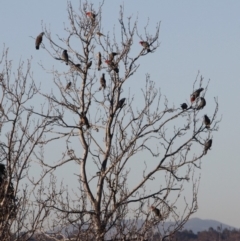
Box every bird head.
[190,95,196,103]
[105,60,111,64]
[86,12,95,18]
[41,32,45,36]
[139,41,143,45]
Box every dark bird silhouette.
[139,41,151,52]
[62,50,69,65]
[203,115,211,128]
[113,66,119,73]
[181,103,188,110]
[73,63,82,72]
[96,32,105,37]
[35,32,44,50]
[204,139,212,154]
[196,97,206,110]
[65,82,71,91]
[101,159,107,172]
[192,88,204,98]
[109,52,119,61]
[98,52,102,71]
[151,206,162,218]
[190,88,204,103]
[0,163,5,175]
[80,115,90,129]
[86,61,92,69]
[117,98,126,109]
[105,60,119,73]
[99,73,106,90]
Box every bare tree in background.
[0,1,220,241]
[0,48,55,241]
[34,1,220,241]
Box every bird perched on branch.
[139,41,151,52]
[35,32,44,50]
[117,98,126,109]
[190,95,196,103]
[105,60,119,73]
[96,32,105,37]
[86,12,96,23]
[62,50,69,65]
[180,103,188,110]
[204,139,212,154]
[73,63,81,71]
[86,11,96,19]
[203,115,211,128]
[190,88,204,103]
[109,52,119,61]
[97,52,102,71]
[196,97,206,110]
[80,115,90,129]
[101,159,107,172]
[65,82,71,91]
[99,73,106,90]
[113,66,119,73]
[86,61,92,69]
[150,206,162,218]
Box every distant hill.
[43,217,238,239]
[181,217,237,233]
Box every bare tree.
[0,1,220,241]
[0,47,55,241]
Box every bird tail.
[36,46,39,50]
[99,87,102,90]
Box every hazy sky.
[1,1,240,228]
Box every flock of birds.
[150,87,213,218]
[35,12,212,219]
[180,87,212,155]
[34,12,152,132]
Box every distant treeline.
[157,227,240,241]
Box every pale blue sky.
[1,1,240,228]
